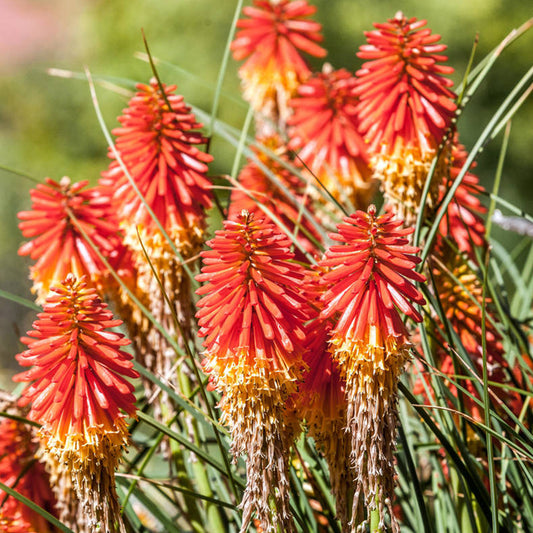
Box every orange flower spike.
[287,66,374,208]
[298,290,352,530]
[103,80,213,422]
[104,79,213,235]
[432,252,520,417]
[0,417,58,533]
[355,13,457,221]
[438,140,487,257]
[196,211,311,533]
[13,275,138,533]
[319,205,426,532]
[231,0,326,124]
[18,177,120,303]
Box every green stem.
[178,367,227,532]
[172,442,205,533]
[370,498,383,533]
[158,390,204,532]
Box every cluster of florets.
[3,3,526,533]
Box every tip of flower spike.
[368,204,376,216]
[355,13,457,171]
[105,79,213,233]
[320,206,426,355]
[231,0,326,122]
[18,177,122,302]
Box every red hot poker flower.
[231,0,326,124]
[14,275,138,533]
[18,177,120,303]
[102,80,214,421]
[196,211,311,533]
[295,268,352,530]
[430,251,520,420]
[288,65,374,209]
[319,205,426,532]
[355,13,457,222]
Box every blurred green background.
[0,0,531,383]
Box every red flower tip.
[196,211,311,386]
[13,274,138,447]
[355,12,457,156]
[353,13,458,223]
[320,206,426,351]
[103,79,213,234]
[228,134,322,261]
[230,0,326,120]
[287,65,374,207]
[18,177,121,303]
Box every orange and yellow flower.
[14,275,138,533]
[231,0,326,126]
[228,134,322,262]
[430,251,520,421]
[196,211,311,533]
[355,13,457,222]
[296,270,351,530]
[319,205,426,532]
[18,177,120,303]
[287,65,374,209]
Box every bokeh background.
[0,0,531,385]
